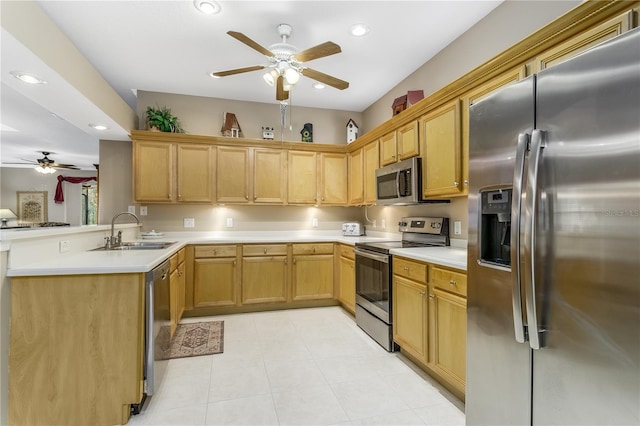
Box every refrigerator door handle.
[511,132,529,343]
[524,129,545,350]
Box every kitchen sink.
[91,241,177,251]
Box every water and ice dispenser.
[479,188,512,267]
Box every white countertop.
[6,230,467,277]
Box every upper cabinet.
[533,10,635,73]
[379,121,419,167]
[362,141,380,205]
[348,148,364,205]
[133,141,213,203]
[319,153,348,205]
[420,100,463,198]
[216,146,250,204]
[253,148,286,204]
[288,150,318,204]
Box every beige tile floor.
[128,306,465,426]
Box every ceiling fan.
[212,24,349,101]
[5,152,79,174]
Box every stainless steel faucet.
[106,212,140,248]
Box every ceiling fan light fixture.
[35,165,56,174]
[193,0,221,15]
[10,71,47,85]
[263,69,279,87]
[284,68,300,85]
[349,23,370,37]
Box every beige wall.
[98,139,133,224]
[362,0,580,131]
[137,91,363,145]
[0,168,97,225]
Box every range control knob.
[398,221,407,227]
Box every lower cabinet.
[242,244,288,304]
[169,248,186,336]
[292,243,335,301]
[193,245,239,308]
[337,244,355,313]
[392,256,467,400]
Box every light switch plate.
[226,218,233,228]
[59,240,70,253]
[381,219,386,229]
[140,206,148,216]
[454,221,462,235]
[312,218,318,228]
[128,205,136,214]
[184,218,195,228]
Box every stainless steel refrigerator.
[467,28,640,425]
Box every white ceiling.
[1,1,502,170]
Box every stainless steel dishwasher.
[132,259,171,413]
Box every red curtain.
[55,175,97,204]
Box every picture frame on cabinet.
[16,191,48,223]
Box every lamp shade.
[0,209,17,220]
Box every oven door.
[354,248,391,324]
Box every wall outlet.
[140,206,148,216]
[184,218,195,228]
[381,219,386,229]
[128,205,136,214]
[59,240,70,253]
[454,220,462,235]
[226,217,233,228]
[372,219,376,228]
[312,218,318,228]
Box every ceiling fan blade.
[301,68,349,90]
[276,76,289,101]
[212,65,265,77]
[294,42,341,63]
[227,31,274,57]
[51,163,80,169]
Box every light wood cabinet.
[380,122,419,166]
[420,99,463,198]
[533,10,635,73]
[193,245,239,307]
[319,152,348,205]
[216,146,250,203]
[242,244,288,304]
[177,144,214,202]
[253,148,286,203]
[134,141,173,202]
[337,244,355,313]
[169,248,186,336]
[292,243,334,301]
[363,141,380,204]
[348,148,364,205]
[288,150,318,204]
[429,287,467,395]
[393,275,427,360]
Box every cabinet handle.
[213,249,217,255]
[245,195,249,200]
[254,195,257,200]
[403,266,409,271]
[233,260,236,266]
[449,280,456,286]
[312,247,316,253]
[321,197,325,201]
[429,294,434,299]
[419,290,426,296]
[454,181,459,187]
[464,179,469,186]
[264,248,267,254]
[293,259,296,264]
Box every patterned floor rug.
[156,321,224,360]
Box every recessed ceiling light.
[349,24,370,37]
[89,124,108,131]
[313,83,326,90]
[194,0,221,15]
[10,71,47,84]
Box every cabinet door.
[288,151,317,204]
[216,146,250,203]
[177,144,213,203]
[134,141,173,202]
[363,141,380,204]
[533,10,634,73]
[397,121,419,161]
[320,152,348,205]
[177,261,185,321]
[292,254,334,301]
[430,287,467,393]
[193,258,238,307]
[242,256,288,304]
[379,132,398,166]
[253,148,286,204]
[420,100,463,197]
[393,275,427,360]
[169,267,179,337]
[338,255,355,313]
[348,148,364,205]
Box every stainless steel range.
[354,217,449,351]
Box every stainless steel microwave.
[375,157,423,205]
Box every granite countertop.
[7,230,467,277]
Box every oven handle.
[354,248,390,263]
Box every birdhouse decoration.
[392,90,424,116]
[221,112,242,138]
[301,123,313,142]
[346,119,359,144]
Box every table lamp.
[0,209,17,228]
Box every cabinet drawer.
[243,244,288,257]
[393,257,427,283]
[431,266,467,297]
[170,253,178,271]
[194,245,237,258]
[177,247,186,264]
[339,244,355,260]
[292,243,334,255]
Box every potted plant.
[145,105,185,133]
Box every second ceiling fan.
[212,24,349,101]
